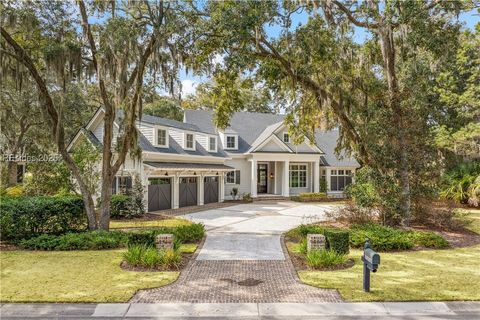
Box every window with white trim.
[226,170,240,184]
[209,136,217,152]
[226,135,237,149]
[157,129,167,147]
[185,133,194,149]
[330,169,353,191]
[289,164,307,188]
[283,132,290,143]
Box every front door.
[257,163,268,193]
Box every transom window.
[157,129,167,146]
[289,164,307,188]
[209,136,216,151]
[185,133,194,149]
[330,169,353,191]
[283,132,290,143]
[226,135,237,149]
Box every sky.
[179,8,480,96]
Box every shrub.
[123,245,144,266]
[230,187,239,200]
[349,223,414,251]
[0,196,86,241]
[110,195,132,219]
[408,231,450,249]
[242,193,253,202]
[173,224,205,243]
[126,231,156,248]
[299,238,308,254]
[4,185,25,198]
[324,229,350,254]
[123,245,182,268]
[292,192,327,202]
[306,249,347,269]
[412,201,465,230]
[345,180,379,208]
[440,162,480,205]
[20,231,127,250]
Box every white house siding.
[259,140,284,152]
[169,128,184,148]
[224,158,251,199]
[196,134,208,150]
[137,122,154,144]
[92,121,119,146]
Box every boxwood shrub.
[291,192,328,202]
[20,231,128,250]
[0,196,87,241]
[126,223,205,247]
[324,229,350,254]
[110,195,131,219]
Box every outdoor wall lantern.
[165,172,168,176]
[270,172,274,179]
[361,239,380,292]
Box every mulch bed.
[120,252,194,272]
[0,242,20,251]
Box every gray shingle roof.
[248,121,290,153]
[139,134,227,158]
[314,130,360,167]
[184,110,285,153]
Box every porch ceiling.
[144,161,234,171]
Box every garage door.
[148,178,171,212]
[179,177,197,207]
[204,176,219,204]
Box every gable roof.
[248,121,288,153]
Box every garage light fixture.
[165,172,168,176]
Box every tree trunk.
[7,161,18,186]
[379,27,412,226]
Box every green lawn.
[0,250,179,302]
[294,209,480,301]
[110,218,191,229]
[299,245,480,301]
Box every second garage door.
[204,176,219,204]
[179,177,197,207]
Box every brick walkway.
[131,202,343,303]
[131,260,342,303]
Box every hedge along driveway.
[0,250,178,302]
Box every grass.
[0,250,179,302]
[179,243,198,254]
[110,218,192,229]
[299,245,480,301]
[293,209,480,301]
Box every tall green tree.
[1,1,195,230]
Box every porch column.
[326,168,331,193]
[313,159,320,193]
[198,173,204,206]
[173,174,180,209]
[251,159,257,197]
[273,162,277,195]
[219,173,225,202]
[283,160,289,197]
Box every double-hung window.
[283,132,290,143]
[330,169,353,191]
[209,136,217,152]
[289,164,307,188]
[226,170,240,184]
[157,129,167,147]
[185,133,194,150]
[226,135,237,149]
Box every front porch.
[249,156,320,198]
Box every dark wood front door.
[257,163,268,193]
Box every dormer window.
[283,132,290,143]
[185,133,195,150]
[157,129,167,147]
[225,135,237,150]
[209,136,217,152]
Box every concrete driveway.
[182,201,339,260]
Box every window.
[185,133,194,149]
[226,170,240,184]
[157,129,167,146]
[209,136,216,152]
[283,132,290,143]
[226,135,237,149]
[330,169,353,191]
[289,164,307,188]
[112,176,132,195]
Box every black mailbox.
[361,240,380,292]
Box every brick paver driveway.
[131,201,343,303]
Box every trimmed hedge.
[20,231,127,250]
[324,229,350,254]
[126,224,205,247]
[291,192,328,202]
[0,196,87,241]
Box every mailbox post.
[361,240,380,292]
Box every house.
[69,109,359,212]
